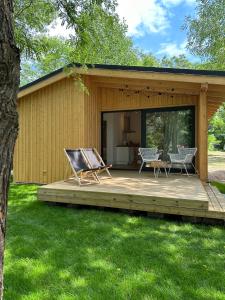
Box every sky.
[116,0,197,60]
[49,0,198,61]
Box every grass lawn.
[211,181,225,194]
[4,184,225,300]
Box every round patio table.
[146,160,171,178]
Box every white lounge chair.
[138,148,160,174]
[168,147,197,176]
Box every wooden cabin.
[15,64,225,184]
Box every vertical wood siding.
[101,88,197,111]
[83,78,101,151]
[14,78,85,183]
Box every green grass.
[4,184,225,300]
[211,181,225,194]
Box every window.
[143,107,195,160]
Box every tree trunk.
[0,1,20,298]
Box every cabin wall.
[83,78,101,151]
[14,77,85,184]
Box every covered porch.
[38,170,225,221]
[15,65,225,185]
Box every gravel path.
[208,170,225,182]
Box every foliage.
[69,3,139,65]
[209,104,225,150]
[211,181,225,194]
[4,184,225,299]
[160,55,196,69]
[208,134,219,151]
[17,0,140,85]
[20,37,73,85]
[14,0,57,58]
[185,0,225,70]
[14,0,119,58]
[138,53,159,67]
[146,109,194,160]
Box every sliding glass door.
[101,107,195,170]
[142,107,195,160]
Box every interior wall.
[125,111,141,145]
[103,113,124,164]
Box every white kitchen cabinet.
[115,147,134,165]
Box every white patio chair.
[178,147,197,156]
[168,147,197,176]
[138,148,160,174]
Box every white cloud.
[116,0,169,36]
[47,18,74,38]
[116,0,196,37]
[157,40,187,56]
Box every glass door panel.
[143,107,195,160]
[102,111,141,169]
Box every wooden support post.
[198,83,208,181]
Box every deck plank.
[210,185,225,211]
[38,171,225,221]
[203,183,225,214]
[203,184,222,212]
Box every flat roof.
[20,63,225,92]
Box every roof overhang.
[18,63,225,99]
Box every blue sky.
[116,0,198,61]
[49,0,198,61]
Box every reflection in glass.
[145,109,194,160]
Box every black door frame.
[141,106,196,148]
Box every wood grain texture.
[37,171,225,221]
[198,87,208,181]
[14,77,85,184]
[101,87,197,111]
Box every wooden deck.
[38,171,225,221]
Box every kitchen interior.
[102,111,141,169]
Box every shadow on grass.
[4,184,225,300]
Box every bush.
[208,134,219,151]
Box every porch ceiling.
[91,76,225,119]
